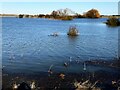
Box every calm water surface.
[2,17,119,74]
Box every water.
[2,17,119,74]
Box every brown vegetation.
[83,9,101,18]
[18,14,24,18]
[67,26,79,36]
[13,8,101,20]
[106,17,120,27]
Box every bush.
[67,26,79,36]
[84,9,100,18]
[61,16,73,20]
[24,15,29,18]
[106,17,120,26]
[18,14,24,18]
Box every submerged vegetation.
[67,26,79,36]
[106,17,120,27]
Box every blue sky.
[1,2,118,15]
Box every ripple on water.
[2,17,118,73]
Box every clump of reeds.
[67,26,79,36]
[106,17,120,27]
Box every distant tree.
[24,14,29,18]
[51,10,66,16]
[56,9,66,16]
[38,14,45,18]
[18,14,24,18]
[75,14,84,18]
[51,11,58,17]
[51,8,77,16]
[84,9,100,18]
[45,14,51,18]
[50,9,74,20]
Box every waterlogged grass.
[106,17,120,27]
[60,16,73,20]
[67,26,79,36]
[50,16,73,20]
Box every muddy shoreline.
[2,59,120,90]
[2,70,120,90]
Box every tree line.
[18,8,101,20]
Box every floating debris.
[48,69,53,74]
[83,62,87,71]
[112,80,117,85]
[81,80,89,86]
[74,80,81,88]
[91,80,99,89]
[30,81,36,89]
[64,62,68,67]
[49,32,59,36]
[48,64,53,74]
[74,80,89,89]
[59,73,65,79]
[13,83,18,89]
[74,80,99,90]
[69,57,72,62]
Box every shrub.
[18,14,24,18]
[106,17,120,27]
[61,16,73,20]
[50,9,73,20]
[24,15,29,18]
[84,9,100,18]
[67,26,79,36]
